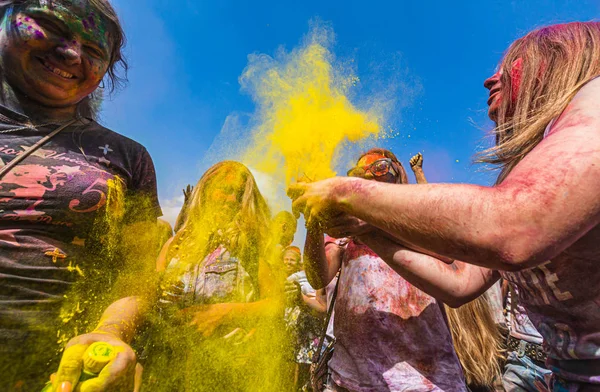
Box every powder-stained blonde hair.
[477,22,600,181]
[445,296,504,387]
[169,161,271,274]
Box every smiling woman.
[0,1,162,390]
[0,0,127,119]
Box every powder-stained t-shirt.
[501,77,600,384]
[0,106,161,348]
[325,236,466,392]
[506,285,543,345]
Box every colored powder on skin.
[24,1,110,49]
[240,25,383,185]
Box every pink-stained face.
[0,1,112,108]
[484,58,523,123]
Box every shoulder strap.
[0,119,77,181]
[313,265,342,362]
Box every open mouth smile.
[487,88,500,106]
[37,57,76,80]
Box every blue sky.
[100,0,599,226]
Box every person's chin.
[27,88,78,108]
[23,76,80,106]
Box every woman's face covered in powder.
[0,0,112,108]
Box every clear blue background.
[102,0,599,224]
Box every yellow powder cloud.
[240,24,382,185]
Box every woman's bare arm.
[303,225,343,289]
[359,230,501,307]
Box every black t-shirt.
[0,106,161,347]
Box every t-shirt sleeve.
[125,147,162,223]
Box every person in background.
[283,245,325,391]
[173,184,194,233]
[304,148,466,392]
[156,218,173,250]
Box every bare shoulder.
[548,77,600,137]
[571,76,600,107]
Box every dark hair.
[357,148,409,184]
[0,0,128,116]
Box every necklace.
[0,122,60,134]
[0,111,79,134]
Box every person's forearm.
[412,167,428,184]
[94,296,149,343]
[334,179,547,270]
[231,299,280,321]
[303,226,330,288]
[359,232,500,307]
[301,294,326,314]
[189,298,281,326]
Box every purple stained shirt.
[326,236,466,392]
[500,77,600,384]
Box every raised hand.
[409,153,423,169]
[182,184,194,203]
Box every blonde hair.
[477,22,600,181]
[169,161,271,273]
[445,296,504,387]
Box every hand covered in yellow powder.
[288,177,352,225]
[52,331,137,392]
[324,212,374,239]
[184,303,235,338]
